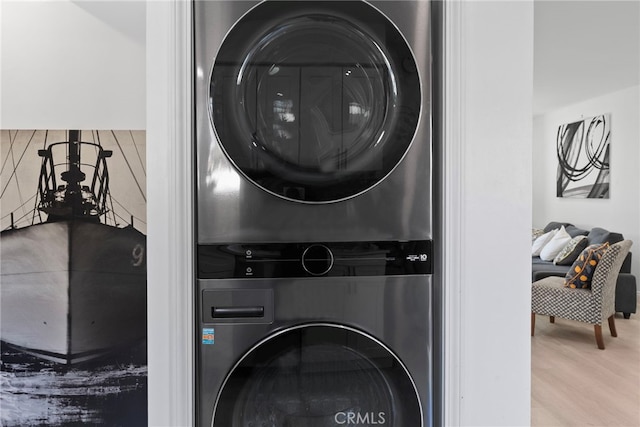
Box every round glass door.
[210,1,421,203]
[212,324,423,426]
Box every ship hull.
[1,221,146,364]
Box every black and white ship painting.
[1,129,147,426]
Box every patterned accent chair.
[531,240,633,349]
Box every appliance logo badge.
[334,411,386,425]
[202,328,215,345]
[406,254,428,262]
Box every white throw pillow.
[539,226,572,261]
[532,229,558,256]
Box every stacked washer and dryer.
[194,1,435,426]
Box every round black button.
[301,244,334,276]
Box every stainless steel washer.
[197,274,432,427]
[194,1,434,426]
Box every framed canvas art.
[556,114,610,199]
[1,129,147,426]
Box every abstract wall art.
[556,114,610,199]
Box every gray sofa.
[532,221,637,318]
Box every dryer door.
[210,1,421,203]
[212,324,423,426]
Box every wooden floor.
[531,295,640,426]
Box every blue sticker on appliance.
[202,328,215,344]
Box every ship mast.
[61,130,86,217]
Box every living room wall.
[532,85,640,279]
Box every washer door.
[210,1,421,203]
[212,324,423,426]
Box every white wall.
[453,1,533,425]
[533,85,640,278]
[0,1,146,129]
[146,1,194,425]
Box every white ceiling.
[534,0,640,115]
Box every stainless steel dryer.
[194,0,431,244]
[194,1,434,426]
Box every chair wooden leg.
[549,316,555,323]
[531,313,535,336]
[594,325,605,350]
[608,315,618,337]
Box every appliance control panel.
[197,240,432,279]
